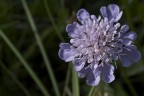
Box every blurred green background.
[0,0,144,96]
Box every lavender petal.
[58,43,74,62]
[66,22,81,38]
[125,46,141,63]
[115,11,123,22]
[66,24,76,38]
[86,70,100,86]
[100,4,122,22]
[119,46,141,67]
[119,55,133,67]
[77,9,90,23]
[120,25,129,33]
[122,39,132,46]
[124,32,137,41]
[73,58,85,71]
[100,6,108,18]
[108,4,122,21]
[78,65,91,78]
[101,64,115,83]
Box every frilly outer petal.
[119,45,141,67]
[58,43,75,62]
[100,64,115,83]
[86,69,101,86]
[77,9,90,23]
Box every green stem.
[0,30,50,96]
[72,64,79,96]
[43,0,64,42]
[21,0,60,96]
[62,65,71,96]
[65,86,72,96]
[88,87,95,96]
[0,62,32,96]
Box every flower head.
[58,4,141,86]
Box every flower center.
[71,16,121,64]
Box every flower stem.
[72,64,79,96]
[88,87,95,96]
[62,64,71,96]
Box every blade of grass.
[62,64,71,96]
[0,62,32,96]
[93,88,101,96]
[72,64,79,96]
[0,30,50,96]
[43,0,64,42]
[88,87,95,96]
[65,86,72,96]
[21,0,60,96]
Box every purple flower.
[58,4,141,86]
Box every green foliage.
[0,0,144,96]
